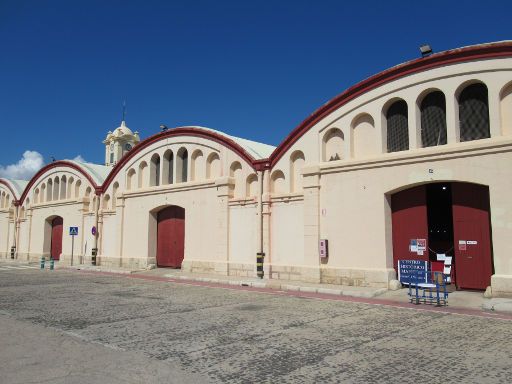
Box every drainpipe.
[92,190,100,265]
[12,203,19,259]
[256,169,265,278]
[257,170,264,252]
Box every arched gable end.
[102,127,260,191]
[0,179,21,204]
[269,41,512,166]
[19,161,100,205]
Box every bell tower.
[103,120,140,166]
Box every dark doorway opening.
[426,184,454,261]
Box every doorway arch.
[156,206,185,268]
[390,182,493,290]
[50,216,63,260]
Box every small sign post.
[69,227,78,266]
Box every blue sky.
[0,0,511,178]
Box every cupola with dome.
[103,120,140,166]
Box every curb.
[163,274,387,299]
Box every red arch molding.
[18,161,100,205]
[0,179,20,205]
[10,42,512,198]
[101,127,261,190]
[268,41,512,167]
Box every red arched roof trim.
[269,41,512,166]
[101,127,259,190]
[0,179,20,205]
[19,161,100,204]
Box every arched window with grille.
[176,148,188,183]
[420,91,447,147]
[458,83,490,142]
[386,100,409,152]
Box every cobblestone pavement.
[0,267,511,383]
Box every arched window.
[322,128,344,161]
[290,150,305,193]
[150,154,160,187]
[74,180,81,198]
[386,99,409,152]
[53,177,60,201]
[420,91,447,147]
[60,176,67,199]
[162,150,174,185]
[206,152,221,179]
[459,83,490,141]
[102,194,110,210]
[40,184,46,203]
[138,161,147,188]
[246,174,258,198]
[191,149,204,181]
[126,168,136,190]
[176,148,188,183]
[20,206,25,219]
[270,170,286,194]
[500,81,512,136]
[229,161,243,198]
[112,182,119,210]
[91,195,97,213]
[67,177,74,199]
[34,188,39,204]
[351,113,376,158]
[0,192,5,208]
[47,179,53,201]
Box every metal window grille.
[459,83,490,142]
[387,100,409,152]
[421,91,447,147]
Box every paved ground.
[1,263,511,383]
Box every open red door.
[157,206,185,268]
[50,217,63,260]
[391,185,429,271]
[452,183,493,290]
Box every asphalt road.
[0,264,511,383]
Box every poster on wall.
[459,240,467,251]
[409,239,418,253]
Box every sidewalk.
[53,263,512,315]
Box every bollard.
[40,257,45,270]
[256,252,265,279]
[10,246,15,259]
[49,258,55,271]
[91,248,98,266]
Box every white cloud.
[0,151,45,180]
[72,155,86,163]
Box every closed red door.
[51,217,63,260]
[452,183,492,290]
[157,206,185,268]
[391,185,429,271]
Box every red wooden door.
[391,185,429,271]
[157,206,185,268]
[51,217,63,260]
[452,183,492,290]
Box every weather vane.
[122,99,127,122]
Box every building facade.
[2,41,512,296]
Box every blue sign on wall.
[398,260,429,285]
[69,227,79,236]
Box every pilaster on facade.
[302,165,321,282]
[215,177,234,274]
